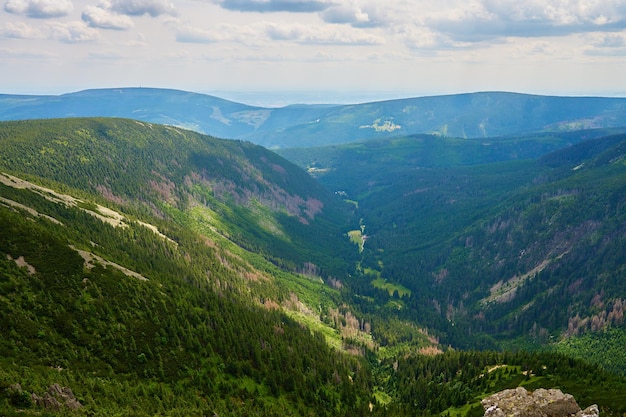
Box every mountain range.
[3,88,626,148]
[2,88,626,415]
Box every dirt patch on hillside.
[1,172,176,244]
[481,254,566,305]
[71,246,148,281]
[6,254,36,275]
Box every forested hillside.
[0,173,371,416]
[286,130,626,366]
[2,118,626,415]
[0,118,370,415]
[0,118,356,275]
[3,196,626,417]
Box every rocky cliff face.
[482,387,598,417]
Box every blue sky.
[2,0,626,105]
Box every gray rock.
[482,387,598,417]
[31,383,82,411]
[578,404,600,417]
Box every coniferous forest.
[1,117,626,416]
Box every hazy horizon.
[4,86,626,109]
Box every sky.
[2,0,626,106]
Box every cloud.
[0,21,43,38]
[583,32,626,56]
[398,25,465,53]
[107,0,177,17]
[82,6,134,30]
[426,0,626,42]
[214,0,334,13]
[589,32,626,48]
[172,20,384,47]
[4,0,73,18]
[171,21,259,44]
[321,3,368,25]
[87,50,127,59]
[176,26,222,43]
[49,21,100,43]
[265,22,383,45]
[80,0,174,31]
[585,48,626,56]
[0,47,58,62]
[320,2,388,28]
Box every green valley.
[283,129,626,358]
[2,116,626,416]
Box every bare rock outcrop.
[482,387,598,417]
[31,383,83,411]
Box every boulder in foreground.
[482,387,599,417]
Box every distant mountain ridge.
[2,88,626,148]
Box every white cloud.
[170,21,261,44]
[176,26,222,43]
[397,25,463,53]
[320,2,389,28]
[265,22,383,44]
[0,47,57,60]
[107,0,177,17]
[427,0,626,42]
[0,21,43,38]
[588,32,626,47]
[87,50,127,59]
[49,21,100,43]
[213,0,334,13]
[585,46,626,56]
[583,32,626,55]
[4,0,73,18]
[3,0,626,97]
[172,20,384,47]
[321,3,369,25]
[82,5,134,30]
